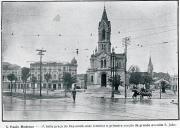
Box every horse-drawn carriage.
[132,88,152,99]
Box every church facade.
[87,7,125,87]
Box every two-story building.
[30,58,77,90]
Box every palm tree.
[7,73,16,96]
[21,67,30,97]
[31,76,37,95]
[44,73,52,95]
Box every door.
[101,73,106,87]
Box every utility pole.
[36,49,46,97]
[111,47,115,98]
[122,37,130,98]
[160,83,161,99]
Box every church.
[87,7,126,87]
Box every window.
[101,60,103,68]
[91,76,93,82]
[101,44,103,50]
[116,62,118,68]
[54,74,56,80]
[119,62,122,68]
[104,60,106,68]
[58,74,61,80]
[102,29,105,40]
[43,84,46,88]
[101,59,106,68]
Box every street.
[3,91,178,120]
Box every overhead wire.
[119,24,177,34]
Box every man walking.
[72,87,76,102]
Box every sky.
[2,1,178,75]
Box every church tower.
[147,57,153,77]
[98,6,111,53]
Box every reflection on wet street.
[3,93,178,120]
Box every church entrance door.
[101,73,106,87]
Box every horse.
[132,89,152,99]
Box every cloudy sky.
[2,1,178,75]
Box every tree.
[142,73,153,89]
[62,72,76,97]
[7,73,16,96]
[128,65,140,73]
[44,73,52,95]
[161,81,166,93]
[129,72,143,86]
[31,75,37,95]
[21,67,30,96]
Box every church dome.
[71,57,77,64]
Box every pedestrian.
[72,87,76,102]
[173,85,177,95]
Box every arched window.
[54,74,56,80]
[116,62,118,68]
[101,60,103,68]
[102,29,105,40]
[104,44,106,50]
[119,61,122,68]
[58,74,61,79]
[104,59,106,68]
[91,76,94,82]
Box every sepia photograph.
[1,1,178,121]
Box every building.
[2,62,23,90]
[30,57,77,90]
[87,7,125,87]
[76,74,87,89]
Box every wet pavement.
[3,92,178,120]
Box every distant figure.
[72,87,76,102]
[173,85,177,95]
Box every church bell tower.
[148,56,153,77]
[98,6,111,53]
